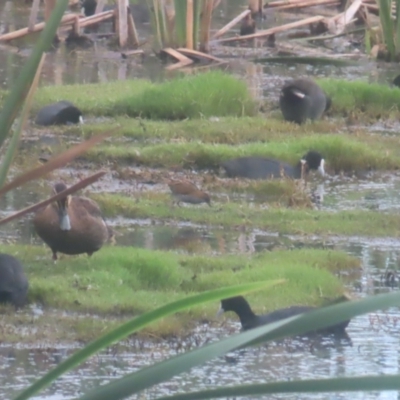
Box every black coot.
[221,150,325,180]
[35,101,83,126]
[279,78,331,124]
[0,254,29,307]
[218,296,350,335]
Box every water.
[2,0,400,399]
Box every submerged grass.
[94,193,400,237]
[0,244,357,342]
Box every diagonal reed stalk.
[378,0,396,59]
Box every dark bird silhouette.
[35,101,83,126]
[279,78,331,124]
[218,296,350,335]
[0,254,29,307]
[221,150,325,180]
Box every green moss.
[93,193,400,237]
[318,78,400,118]
[0,245,357,342]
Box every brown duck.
[167,179,211,206]
[33,182,112,260]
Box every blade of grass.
[155,375,400,400]
[74,291,400,400]
[0,171,106,226]
[0,54,46,188]
[0,129,115,196]
[0,0,69,149]
[13,280,283,400]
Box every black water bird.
[240,13,256,36]
[0,254,29,307]
[221,150,325,180]
[218,296,350,335]
[279,78,331,124]
[35,101,83,126]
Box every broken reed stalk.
[127,12,139,47]
[267,0,338,11]
[0,14,76,41]
[199,0,214,53]
[186,0,194,49]
[217,15,325,43]
[248,0,262,15]
[28,0,41,31]
[118,0,128,47]
[0,171,107,227]
[95,0,106,14]
[213,9,251,39]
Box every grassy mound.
[31,71,256,120]
[86,133,400,172]
[318,78,400,119]
[114,71,257,119]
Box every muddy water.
[2,0,400,399]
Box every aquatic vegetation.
[113,71,257,119]
[93,192,400,237]
[318,78,400,118]
[85,133,400,172]
[0,244,355,342]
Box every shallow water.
[3,0,400,399]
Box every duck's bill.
[58,212,71,231]
[318,159,325,177]
[79,115,84,124]
[216,306,225,317]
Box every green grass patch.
[67,116,341,143]
[318,78,400,119]
[94,193,400,237]
[113,71,257,119]
[31,71,256,120]
[34,80,153,116]
[86,133,400,172]
[0,245,357,342]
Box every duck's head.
[52,182,71,231]
[217,296,250,316]
[301,150,325,177]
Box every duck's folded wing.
[72,197,104,218]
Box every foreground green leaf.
[14,280,282,400]
[155,375,400,400]
[0,0,68,150]
[76,291,400,400]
